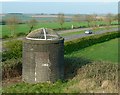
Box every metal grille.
[26,28,61,40]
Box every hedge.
[64,31,120,54]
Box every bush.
[2,58,22,79]
[2,40,22,79]
[2,40,22,61]
[65,31,120,54]
[64,61,118,93]
[2,35,9,39]
[3,79,66,93]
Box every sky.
[1,0,120,2]
[1,2,118,14]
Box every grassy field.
[2,38,119,93]
[65,38,118,63]
[1,22,87,37]
[1,20,118,38]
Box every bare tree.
[113,14,118,21]
[6,16,19,37]
[27,19,38,33]
[105,13,114,26]
[111,14,118,26]
[91,14,98,30]
[57,13,65,29]
[72,14,81,28]
[85,15,94,27]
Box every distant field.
[1,20,118,38]
[2,14,73,21]
[1,21,87,37]
[65,38,118,63]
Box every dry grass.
[64,61,118,93]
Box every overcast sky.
[1,2,118,14]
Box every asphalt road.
[0,27,118,52]
[62,28,118,41]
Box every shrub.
[65,31,120,54]
[64,61,118,93]
[2,58,22,79]
[2,35,9,39]
[2,40,22,61]
[2,40,22,79]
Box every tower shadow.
[64,56,92,80]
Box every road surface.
[63,28,118,41]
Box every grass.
[65,38,118,63]
[65,38,120,63]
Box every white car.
[85,30,93,34]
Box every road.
[0,27,118,52]
[63,28,118,41]
[57,26,117,34]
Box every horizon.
[1,13,118,15]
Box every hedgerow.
[65,31,120,54]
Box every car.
[85,30,93,34]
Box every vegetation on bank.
[3,56,118,93]
[2,31,119,93]
[2,31,119,79]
